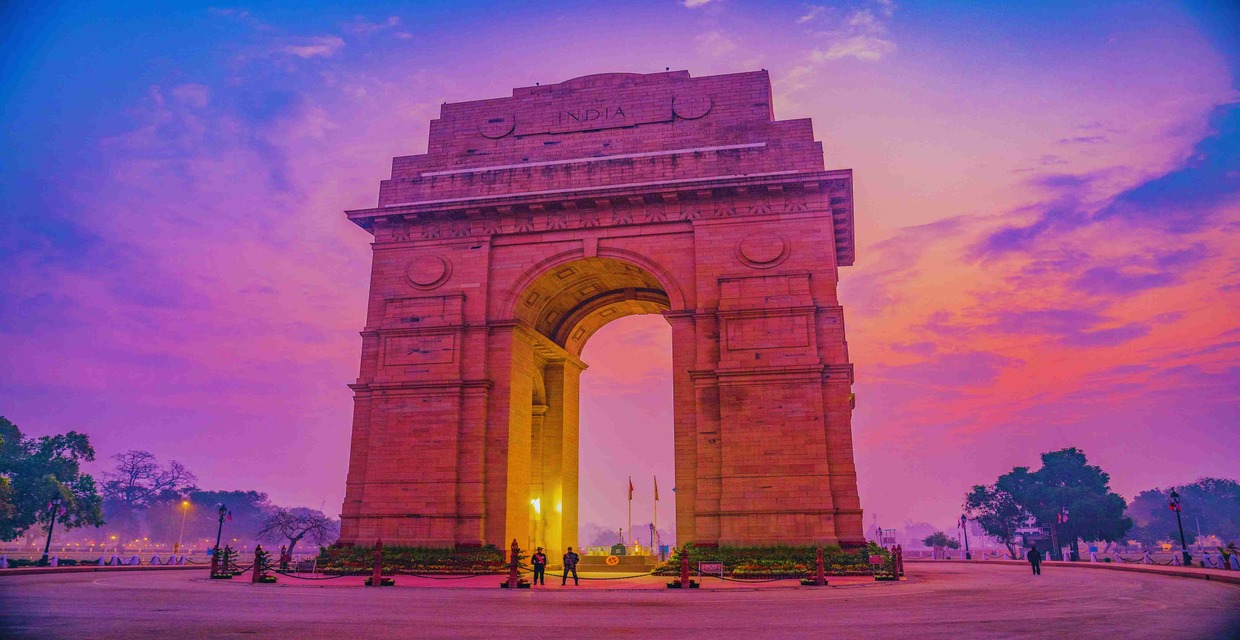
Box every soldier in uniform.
[562,546,580,586]
[531,547,547,585]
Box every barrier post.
[210,547,219,576]
[507,539,521,589]
[896,545,904,577]
[815,547,827,586]
[368,539,384,587]
[679,546,691,588]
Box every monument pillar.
[539,358,584,560]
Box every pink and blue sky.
[2,0,1237,538]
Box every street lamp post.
[40,498,62,564]
[214,504,229,550]
[1056,506,1077,561]
[174,500,190,555]
[1169,489,1191,566]
[960,514,971,560]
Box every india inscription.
[339,70,864,557]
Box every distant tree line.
[1126,478,1240,547]
[964,447,1240,557]
[0,416,338,554]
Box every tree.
[0,416,105,541]
[256,508,338,555]
[0,477,15,529]
[101,450,197,542]
[1127,478,1240,547]
[966,447,1132,560]
[1024,448,1131,555]
[102,450,197,508]
[922,531,960,558]
[964,484,1029,557]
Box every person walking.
[1028,542,1042,576]
[562,546,580,586]
[531,547,547,585]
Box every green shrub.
[654,542,890,577]
[317,544,506,575]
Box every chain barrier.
[715,575,793,583]
[518,562,658,581]
[404,572,499,580]
[271,570,361,581]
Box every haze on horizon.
[1,0,1237,539]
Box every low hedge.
[3,558,84,568]
[316,544,507,575]
[653,542,890,578]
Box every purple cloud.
[1071,266,1177,296]
[977,103,1240,259]
[1059,322,1151,347]
[872,350,1023,389]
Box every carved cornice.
[346,170,854,266]
[349,379,494,394]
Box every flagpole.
[653,475,658,554]
[627,476,633,554]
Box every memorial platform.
[575,554,662,573]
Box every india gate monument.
[338,70,863,556]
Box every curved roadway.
[1,562,1237,639]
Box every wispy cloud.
[695,31,736,57]
[802,1,897,62]
[683,0,715,8]
[343,15,401,36]
[281,35,345,59]
[1058,135,1108,145]
[783,0,898,92]
[797,5,825,24]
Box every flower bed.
[317,544,506,575]
[652,543,890,578]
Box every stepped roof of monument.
[346,69,856,267]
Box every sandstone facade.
[339,70,863,556]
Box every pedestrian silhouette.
[1028,542,1042,576]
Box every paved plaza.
[2,563,1238,639]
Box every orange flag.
[628,477,634,501]
[654,476,659,501]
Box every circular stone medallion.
[478,115,515,139]
[672,94,712,120]
[406,255,451,289]
[736,233,789,269]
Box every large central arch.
[505,255,676,556]
[338,70,864,557]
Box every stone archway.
[506,255,675,559]
[338,69,865,556]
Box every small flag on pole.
[628,477,634,501]
[654,476,659,502]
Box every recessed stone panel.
[383,334,456,366]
